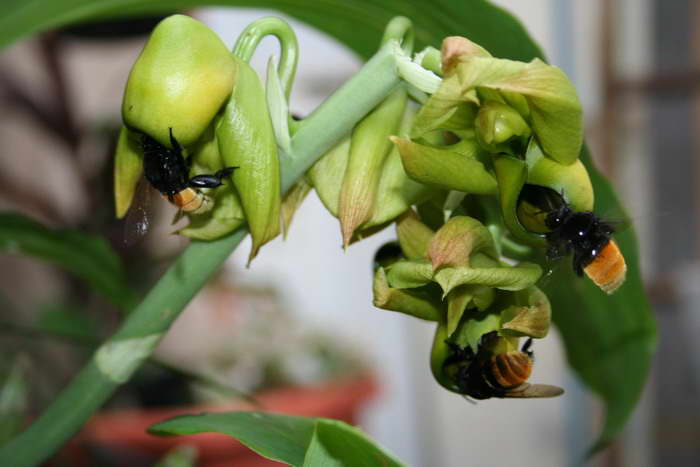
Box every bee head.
[544,205,572,230]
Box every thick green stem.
[0,43,401,467]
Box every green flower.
[122,14,237,148]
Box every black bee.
[141,128,236,213]
[372,241,404,270]
[519,184,626,293]
[124,128,237,244]
[444,332,563,400]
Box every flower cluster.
[115,15,283,263]
[113,16,626,399]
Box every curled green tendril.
[232,16,299,99]
[381,16,414,54]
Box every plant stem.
[0,42,401,467]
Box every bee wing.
[124,177,153,246]
[501,383,564,398]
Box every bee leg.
[188,167,239,189]
[546,244,565,261]
[169,127,182,153]
[521,338,534,357]
[571,251,585,277]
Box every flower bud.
[500,286,551,338]
[113,126,143,218]
[281,179,312,238]
[178,121,245,240]
[427,216,498,271]
[441,36,490,74]
[357,103,433,233]
[392,137,497,195]
[514,139,594,234]
[413,36,582,165]
[122,14,237,148]
[373,267,442,321]
[339,88,408,247]
[307,137,350,217]
[475,101,531,154]
[395,210,434,260]
[217,56,281,263]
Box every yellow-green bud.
[113,127,143,218]
[122,14,237,147]
[475,101,531,154]
[217,56,281,264]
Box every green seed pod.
[338,88,407,247]
[122,14,237,148]
[113,126,143,218]
[217,56,281,263]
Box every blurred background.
[0,0,696,465]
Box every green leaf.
[148,411,405,467]
[303,419,404,467]
[35,306,98,344]
[0,213,135,309]
[0,357,29,444]
[150,412,315,466]
[0,1,545,63]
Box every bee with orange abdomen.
[519,185,627,294]
[141,128,237,214]
[124,128,237,244]
[445,332,563,400]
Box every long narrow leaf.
[149,411,405,467]
[0,213,135,309]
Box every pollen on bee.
[584,239,627,294]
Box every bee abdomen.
[488,352,533,389]
[166,188,212,214]
[584,239,627,294]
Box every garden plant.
[0,1,656,465]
